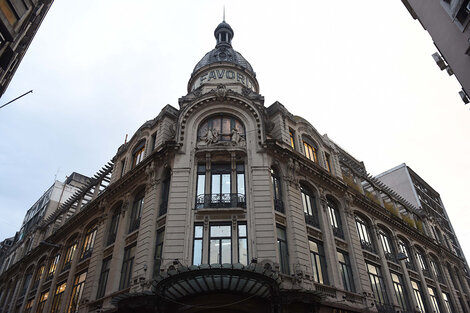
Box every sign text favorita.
[192,68,255,91]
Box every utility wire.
[0,90,33,110]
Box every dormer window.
[302,139,318,163]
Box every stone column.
[409,245,434,312]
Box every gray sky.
[1,0,469,260]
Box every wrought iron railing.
[274,199,284,213]
[332,226,344,239]
[195,193,246,209]
[304,213,319,228]
[360,240,375,253]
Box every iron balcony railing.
[360,239,375,253]
[195,193,246,209]
[304,213,319,228]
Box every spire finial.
[223,5,225,22]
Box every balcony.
[195,193,246,209]
[360,240,375,253]
[304,213,319,228]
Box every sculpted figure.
[205,128,219,144]
[231,128,242,145]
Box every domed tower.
[187,20,259,95]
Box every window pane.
[238,224,246,237]
[212,174,221,194]
[237,173,245,195]
[193,239,203,265]
[221,174,231,194]
[211,225,231,237]
[197,174,205,195]
[210,239,220,264]
[221,239,231,263]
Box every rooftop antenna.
[223,5,225,22]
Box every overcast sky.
[0,0,469,260]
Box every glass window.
[416,250,429,276]
[301,185,319,228]
[68,272,87,313]
[397,239,413,268]
[366,263,389,306]
[50,282,66,313]
[271,167,284,213]
[132,142,145,167]
[80,227,97,260]
[277,226,289,274]
[378,230,395,261]
[337,250,354,292]
[303,141,317,162]
[119,245,136,290]
[160,172,170,216]
[238,224,248,265]
[192,225,203,265]
[325,153,332,172]
[209,225,232,264]
[197,115,245,142]
[411,280,427,313]
[63,242,77,270]
[391,272,410,311]
[47,254,60,280]
[327,199,342,238]
[430,257,443,281]
[309,240,328,284]
[211,164,231,205]
[428,287,442,313]
[33,264,45,289]
[96,258,111,299]
[195,164,206,209]
[442,292,454,313]
[107,209,120,245]
[355,216,374,252]
[236,163,245,196]
[289,129,296,149]
[24,299,33,313]
[129,191,145,233]
[120,159,126,178]
[36,291,49,313]
[154,229,164,275]
[20,272,32,297]
[151,132,157,151]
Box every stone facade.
[0,20,469,313]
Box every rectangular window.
[411,280,427,313]
[133,145,145,167]
[211,164,231,205]
[289,129,296,149]
[50,282,66,313]
[277,226,289,274]
[303,141,317,162]
[68,272,87,313]
[47,254,60,280]
[36,291,49,313]
[366,263,389,306]
[337,250,355,292]
[129,193,145,233]
[192,225,203,265]
[96,258,111,299]
[391,272,409,311]
[325,153,331,172]
[238,224,248,265]
[195,164,206,209]
[154,229,165,275]
[20,273,32,296]
[24,299,33,313]
[0,0,18,25]
[428,287,442,313]
[119,245,136,290]
[209,225,232,264]
[309,240,328,284]
[151,132,157,151]
[236,163,245,196]
[107,211,120,245]
[442,292,454,313]
[120,159,126,178]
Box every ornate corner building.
[0,0,53,97]
[0,20,469,313]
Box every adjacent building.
[0,20,469,313]
[401,0,470,103]
[0,0,53,97]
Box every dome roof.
[192,21,255,76]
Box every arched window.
[63,240,78,270]
[429,255,443,282]
[198,115,245,142]
[32,262,45,290]
[326,197,342,238]
[129,189,145,233]
[271,167,284,213]
[397,238,414,270]
[378,228,395,262]
[301,184,319,228]
[355,215,374,253]
[302,137,318,162]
